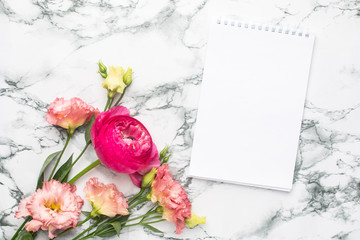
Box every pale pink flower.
[15,180,84,239]
[46,97,100,134]
[84,177,129,217]
[151,164,191,234]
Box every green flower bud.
[146,193,152,201]
[155,206,163,214]
[159,146,169,160]
[123,67,132,86]
[98,61,107,73]
[162,154,172,164]
[99,71,107,79]
[141,168,157,188]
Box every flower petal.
[84,177,128,217]
[15,196,32,219]
[25,220,43,233]
[46,97,99,132]
[151,164,192,234]
[15,180,83,238]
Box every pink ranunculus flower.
[151,164,192,234]
[90,106,160,187]
[15,180,84,239]
[46,97,100,134]
[84,177,129,217]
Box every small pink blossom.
[151,164,191,234]
[90,106,160,187]
[84,177,129,217]
[46,97,100,134]
[15,180,84,239]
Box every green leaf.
[141,223,163,233]
[82,211,91,218]
[97,229,117,238]
[15,230,34,240]
[110,222,122,236]
[36,151,61,189]
[116,214,130,226]
[53,154,73,182]
[95,223,117,238]
[85,114,96,144]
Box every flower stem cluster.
[12,62,205,240]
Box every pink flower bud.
[84,177,128,217]
[46,97,99,134]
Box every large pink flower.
[90,106,160,187]
[151,164,191,234]
[15,180,83,239]
[84,177,129,217]
[46,97,100,134]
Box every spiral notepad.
[189,19,315,191]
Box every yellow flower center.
[45,201,62,213]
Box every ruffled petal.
[25,220,43,233]
[15,196,32,219]
[84,177,128,217]
[151,164,192,234]
[46,97,99,132]
[129,172,143,188]
[15,180,83,238]
[91,107,160,187]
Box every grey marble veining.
[1,0,360,239]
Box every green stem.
[128,188,145,204]
[129,197,148,210]
[121,211,157,224]
[78,216,92,226]
[78,194,150,239]
[142,219,166,225]
[57,141,91,183]
[108,97,114,109]
[11,216,31,240]
[72,219,101,240]
[55,216,91,238]
[121,222,140,228]
[121,219,165,229]
[113,88,126,106]
[71,141,91,168]
[68,160,101,185]
[140,215,162,223]
[122,219,165,229]
[48,133,72,180]
[86,210,156,238]
[103,97,111,111]
[78,234,96,240]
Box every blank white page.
[189,19,315,191]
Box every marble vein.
[1,0,360,239]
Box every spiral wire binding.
[216,18,311,38]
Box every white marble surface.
[1,0,360,239]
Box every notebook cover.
[189,19,315,191]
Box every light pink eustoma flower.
[151,164,192,234]
[46,97,100,134]
[15,180,84,239]
[90,106,160,187]
[84,177,129,217]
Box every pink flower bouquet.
[12,61,205,240]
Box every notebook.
[189,18,315,192]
